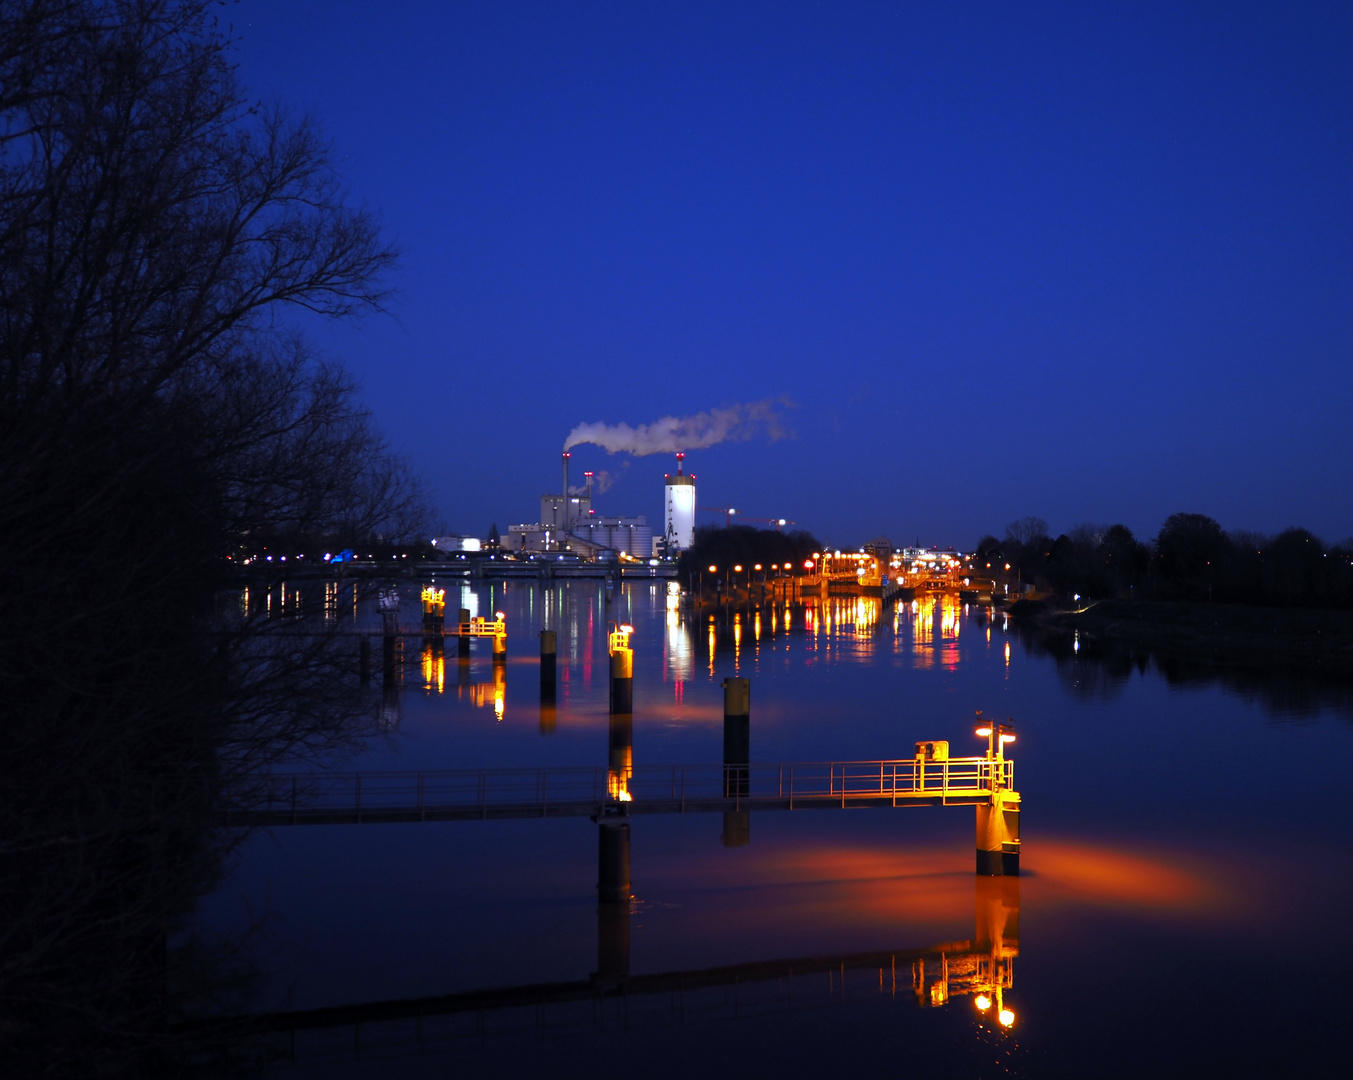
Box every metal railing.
[222,757,1013,824]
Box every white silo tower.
[664,453,696,550]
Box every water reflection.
[237,862,1024,1062]
[195,577,1353,1077]
[664,606,692,701]
[1002,612,1353,719]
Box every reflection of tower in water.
[913,876,1020,1029]
[664,581,691,701]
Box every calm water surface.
[199,580,1353,1077]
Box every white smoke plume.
[569,470,616,495]
[564,399,791,456]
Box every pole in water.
[489,609,507,665]
[608,625,634,715]
[359,637,371,682]
[539,628,557,706]
[610,648,632,713]
[457,608,471,659]
[721,676,750,798]
[539,629,557,681]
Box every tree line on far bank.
[676,525,822,582]
[979,514,1353,608]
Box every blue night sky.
[231,1,1353,548]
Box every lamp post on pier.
[973,712,1020,876]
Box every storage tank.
[664,453,696,550]
[622,524,653,559]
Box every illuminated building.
[663,452,696,550]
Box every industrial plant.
[506,452,698,562]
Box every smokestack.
[562,452,571,528]
[676,451,685,475]
[585,471,594,502]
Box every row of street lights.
[698,560,821,608]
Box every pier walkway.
[221,757,1013,827]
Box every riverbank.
[1015,598,1353,680]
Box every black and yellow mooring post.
[721,676,750,797]
[457,608,471,659]
[539,629,557,722]
[539,629,557,693]
[608,623,633,714]
[421,586,445,634]
[975,715,1021,876]
[721,676,751,845]
[606,640,634,800]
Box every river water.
[199,579,1353,1077]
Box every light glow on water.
[204,578,1353,1074]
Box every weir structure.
[214,647,1024,1047]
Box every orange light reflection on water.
[643,835,1259,951]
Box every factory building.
[509,453,658,559]
[506,451,700,560]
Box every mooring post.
[721,675,751,845]
[539,629,557,694]
[491,609,507,665]
[609,630,633,715]
[421,586,445,635]
[359,637,371,683]
[457,607,471,659]
[721,677,750,796]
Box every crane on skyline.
[697,506,796,530]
